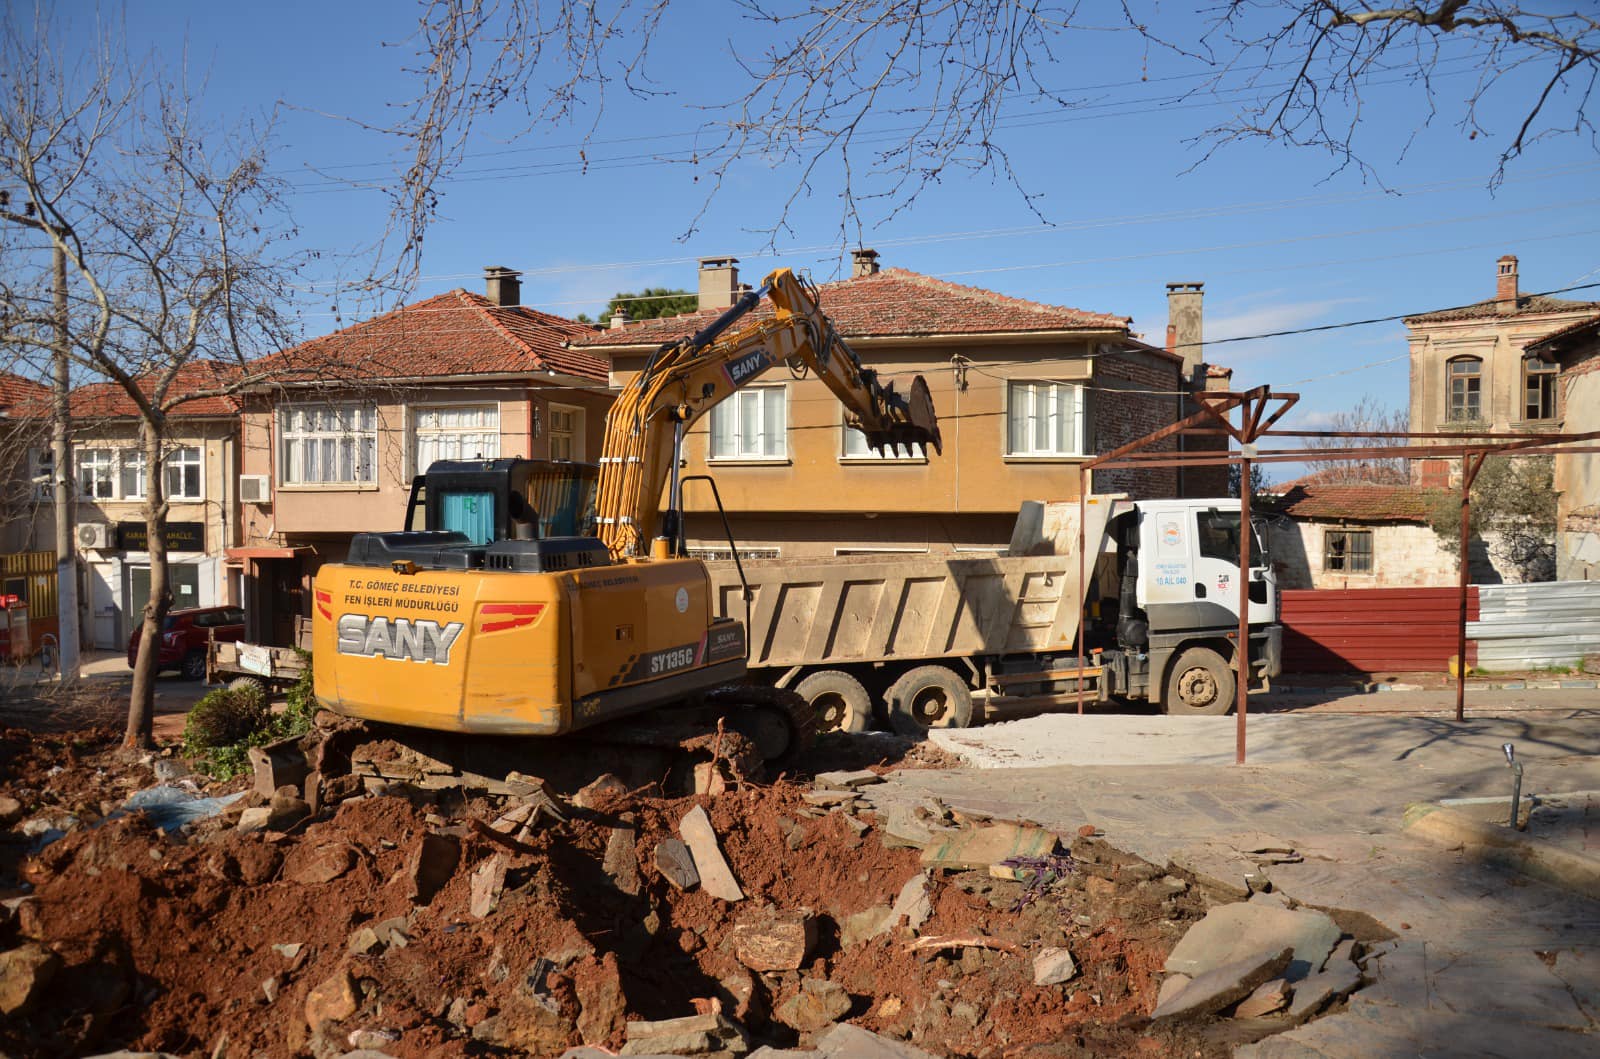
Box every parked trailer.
[706,496,1282,733]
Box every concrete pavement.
[865,706,1600,1056]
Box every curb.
[1402,803,1600,902]
[1271,679,1599,695]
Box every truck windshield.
[1196,510,1266,567]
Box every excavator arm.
[596,267,942,557]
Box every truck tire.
[887,665,974,736]
[1164,647,1235,716]
[794,670,872,734]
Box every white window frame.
[278,403,378,487]
[840,417,927,462]
[30,449,53,500]
[163,445,204,501]
[832,546,930,556]
[708,384,788,462]
[120,448,147,501]
[78,449,116,500]
[411,401,501,475]
[1005,380,1086,458]
[548,402,585,462]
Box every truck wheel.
[1164,647,1235,716]
[794,670,871,734]
[887,665,973,736]
[180,650,207,682]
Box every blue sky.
[103,1,1600,440]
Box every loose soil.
[0,723,1226,1059]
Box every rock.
[841,905,895,948]
[262,975,281,1003]
[679,806,743,902]
[603,818,641,896]
[879,802,960,850]
[470,854,508,918]
[1164,902,1341,983]
[919,822,1056,870]
[2,897,41,939]
[474,992,576,1053]
[406,832,460,904]
[236,807,273,833]
[1151,947,1293,1023]
[0,795,23,828]
[813,769,883,790]
[813,1023,940,1058]
[733,909,817,971]
[372,916,410,949]
[719,969,761,1022]
[802,790,858,807]
[1033,947,1077,986]
[623,1010,746,1055]
[692,761,731,797]
[266,792,311,831]
[0,943,62,1016]
[283,842,357,885]
[575,955,627,1045]
[1156,974,1191,1008]
[305,968,359,1032]
[618,1031,715,1056]
[1286,957,1362,1023]
[655,839,700,890]
[1084,876,1116,899]
[347,1028,401,1050]
[273,942,304,960]
[775,979,853,1033]
[572,773,629,810]
[891,873,933,931]
[1326,937,1359,970]
[1232,977,1291,1018]
[347,927,383,955]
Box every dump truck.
[704,495,1281,733]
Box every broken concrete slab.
[890,872,933,931]
[802,790,858,807]
[1232,977,1291,1018]
[813,1022,940,1058]
[622,1010,747,1056]
[1033,947,1077,986]
[1151,947,1293,1023]
[1164,902,1340,983]
[679,806,744,902]
[1286,959,1362,1023]
[733,909,816,971]
[1167,844,1253,902]
[841,904,895,948]
[813,769,883,790]
[235,807,272,833]
[407,832,460,904]
[654,839,700,891]
[470,854,508,918]
[1156,974,1191,1008]
[604,818,641,896]
[919,821,1056,870]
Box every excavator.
[309,267,941,765]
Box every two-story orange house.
[233,267,611,643]
[575,252,1209,559]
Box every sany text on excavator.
[310,268,941,763]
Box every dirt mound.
[0,726,1220,1058]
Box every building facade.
[1524,314,1600,580]
[577,252,1220,560]
[234,267,611,644]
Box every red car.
[127,605,247,680]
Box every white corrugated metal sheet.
[1469,581,1600,670]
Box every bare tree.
[0,12,306,747]
[1302,394,1412,483]
[356,1,1598,276]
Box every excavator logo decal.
[479,603,546,633]
[722,349,771,389]
[336,613,464,665]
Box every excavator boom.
[596,268,942,557]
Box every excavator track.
[700,683,818,765]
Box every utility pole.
[1,191,79,679]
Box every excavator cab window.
[439,489,497,544]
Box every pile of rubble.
[0,725,1388,1058]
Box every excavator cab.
[404,459,599,544]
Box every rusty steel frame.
[1069,385,1600,765]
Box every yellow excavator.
[310,268,941,762]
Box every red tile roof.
[1524,312,1600,368]
[1264,481,1440,523]
[254,290,605,384]
[1405,293,1600,325]
[0,372,49,412]
[69,361,244,419]
[575,268,1129,349]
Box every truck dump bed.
[707,498,1116,668]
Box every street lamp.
[0,189,80,680]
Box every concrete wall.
[1266,517,1529,590]
[1556,371,1600,580]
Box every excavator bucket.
[905,375,943,454]
[863,374,943,457]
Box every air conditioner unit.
[77,522,113,551]
[238,474,270,504]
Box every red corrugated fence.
[1280,587,1479,673]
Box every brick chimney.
[697,256,740,312]
[1165,282,1204,376]
[851,248,881,277]
[483,266,521,307]
[609,306,630,330]
[1496,254,1519,314]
